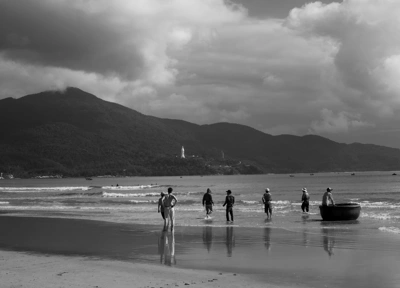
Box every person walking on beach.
[162,187,178,231]
[158,192,166,224]
[322,187,335,206]
[202,188,214,218]
[223,190,235,222]
[262,188,272,219]
[301,188,310,213]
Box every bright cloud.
[1,0,400,147]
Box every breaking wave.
[101,185,158,190]
[0,187,91,192]
[102,192,161,198]
[378,226,400,234]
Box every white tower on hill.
[181,146,185,159]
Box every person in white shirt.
[322,187,335,206]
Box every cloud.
[0,0,245,87]
[309,108,374,134]
[1,0,400,147]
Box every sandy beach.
[0,249,288,288]
[1,215,400,288]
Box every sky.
[1,0,400,148]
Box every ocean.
[2,172,400,287]
[1,171,400,234]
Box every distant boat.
[85,177,92,180]
[310,173,314,176]
[289,175,295,177]
[392,173,397,176]
[351,173,355,176]
[319,203,361,221]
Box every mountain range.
[1,87,400,177]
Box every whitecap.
[102,185,158,190]
[378,227,400,234]
[0,186,91,192]
[102,192,160,198]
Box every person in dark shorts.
[202,188,214,218]
[262,188,272,219]
[223,190,235,222]
[301,188,310,212]
[158,192,165,222]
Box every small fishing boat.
[319,203,361,221]
[85,177,92,180]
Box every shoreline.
[2,169,400,180]
[0,215,295,288]
[1,215,400,287]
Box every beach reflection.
[264,227,271,251]
[202,226,213,253]
[321,228,335,257]
[158,230,176,266]
[225,226,235,257]
[301,216,310,247]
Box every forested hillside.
[1,87,400,177]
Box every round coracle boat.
[319,203,361,221]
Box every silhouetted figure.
[301,188,310,212]
[202,226,213,252]
[262,188,272,219]
[223,190,235,222]
[162,187,178,231]
[225,226,235,257]
[158,230,176,266]
[202,188,214,218]
[158,192,165,225]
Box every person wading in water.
[301,188,310,213]
[262,188,272,219]
[162,187,178,231]
[202,188,214,218]
[223,190,235,222]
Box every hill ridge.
[1,87,400,177]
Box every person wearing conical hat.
[301,188,310,213]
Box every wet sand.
[1,216,400,287]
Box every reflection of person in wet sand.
[202,226,213,252]
[225,226,235,257]
[264,226,271,251]
[158,230,176,266]
[322,228,335,257]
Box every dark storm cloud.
[0,0,143,79]
[1,0,400,148]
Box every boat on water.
[85,177,93,180]
[319,203,361,221]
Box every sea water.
[2,172,400,288]
[1,171,400,234]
